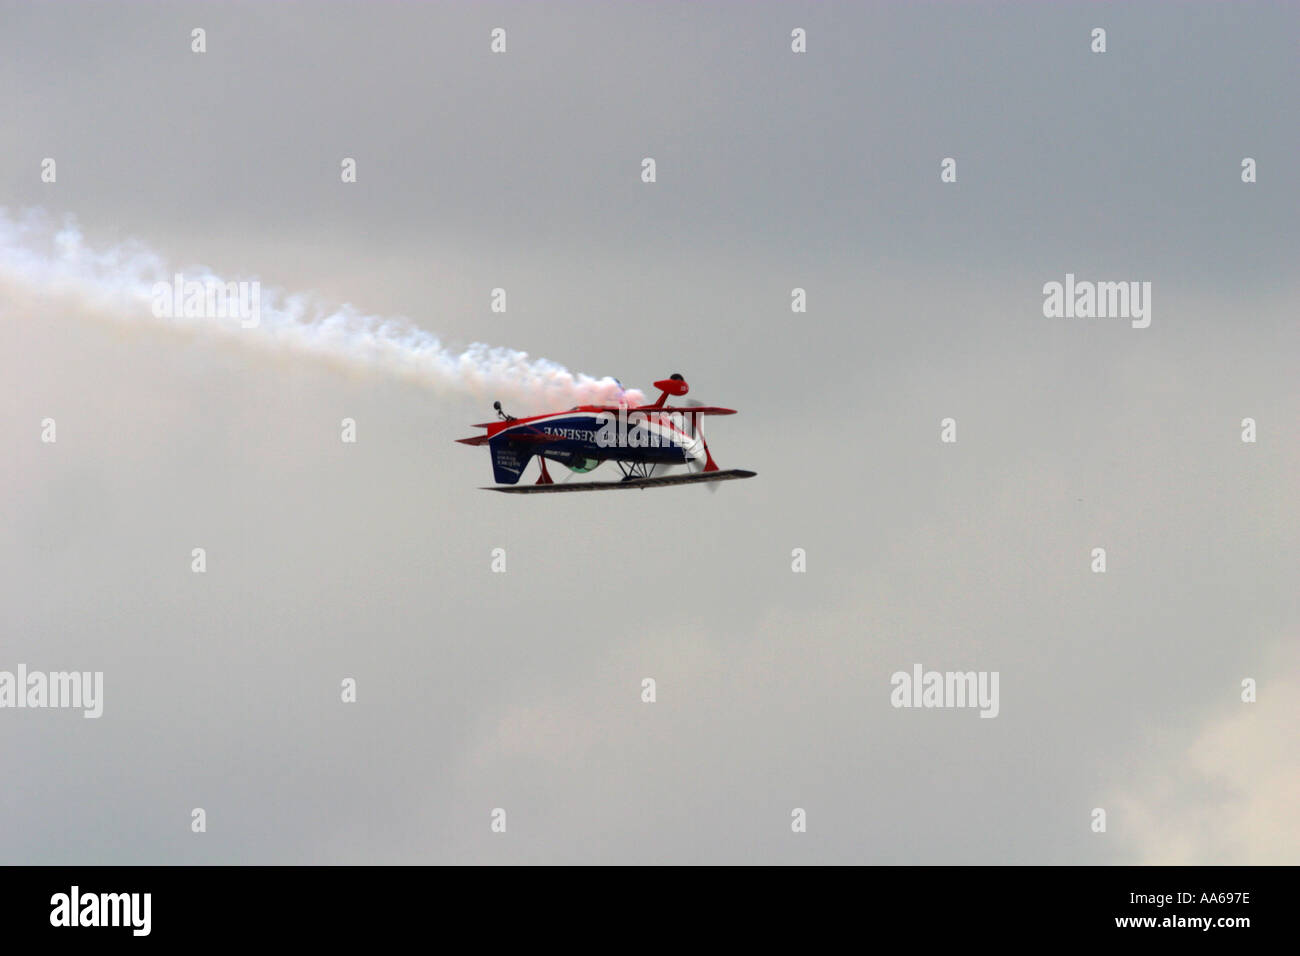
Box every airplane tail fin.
[489,439,533,485]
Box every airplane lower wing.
[484,468,757,493]
[457,432,569,446]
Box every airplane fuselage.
[457,374,742,488]
[487,407,705,482]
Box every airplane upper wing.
[484,468,756,493]
[636,406,737,415]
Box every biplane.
[457,374,756,493]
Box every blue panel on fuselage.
[503,413,691,466]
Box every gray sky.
[1,1,1296,864]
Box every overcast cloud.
[1,2,1297,864]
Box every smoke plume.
[0,209,642,408]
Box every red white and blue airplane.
[457,373,756,493]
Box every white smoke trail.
[0,209,643,409]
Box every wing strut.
[536,455,554,485]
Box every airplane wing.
[635,405,737,416]
[483,468,756,493]
[456,431,568,447]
